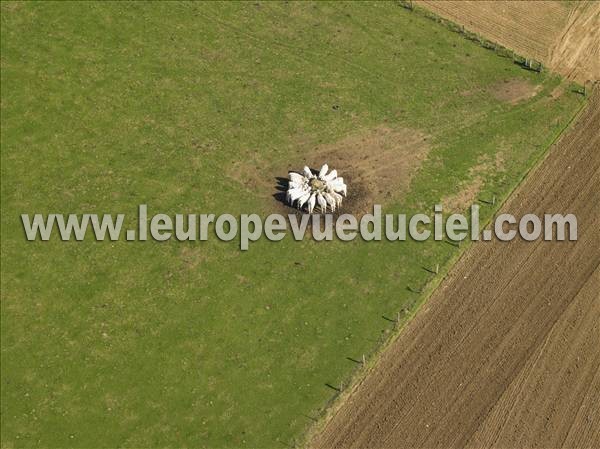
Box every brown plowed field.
[310,90,600,448]
[416,1,600,83]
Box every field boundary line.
[300,43,594,449]
[405,1,575,83]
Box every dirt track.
[310,90,600,447]
[416,1,600,83]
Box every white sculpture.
[286,164,347,213]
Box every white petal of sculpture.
[317,193,327,213]
[286,164,347,213]
[289,172,305,184]
[323,169,337,182]
[318,164,328,179]
[308,193,316,214]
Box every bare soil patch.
[443,153,504,212]
[179,246,208,271]
[310,91,600,448]
[443,177,484,213]
[489,78,542,104]
[550,84,565,99]
[229,126,430,217]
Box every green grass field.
[1,2,583,448]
